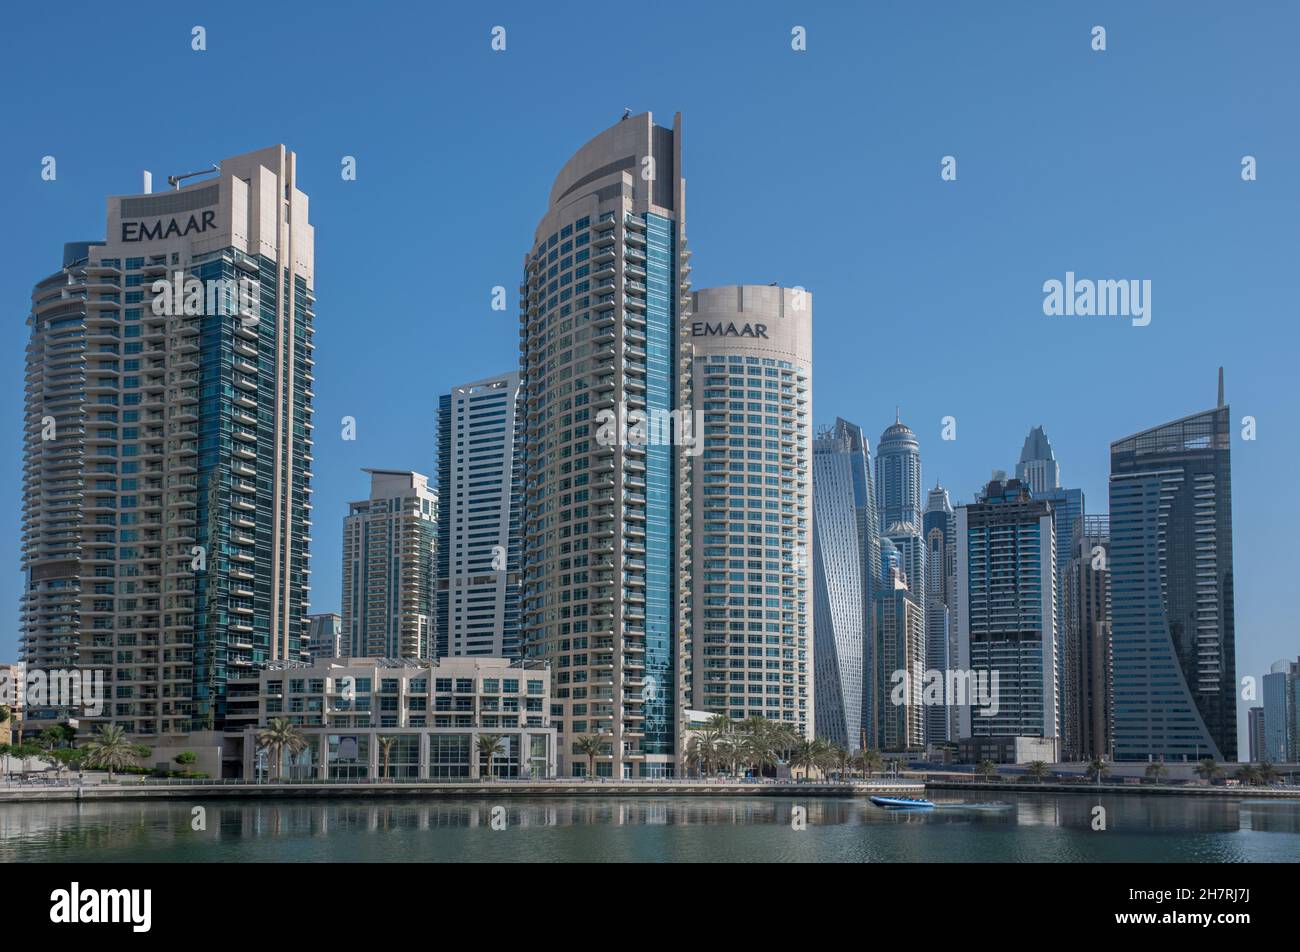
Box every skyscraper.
[1261,658,1298,763]
[1109,377,1236,762]
[812,419,870,751]
[1247,707,1266,764]
[691,286,813,738]
[876,416,922,532]
[305,612,342,661]
[1062,514,1111,761]
[923,484,956,745]
[518,112,692,778]
[436,372,523,658]
[874,538,925,751]
[342,470,438,659]
[20,147,314,736]
[1016,425,1061,494]
[956,478,1059,750]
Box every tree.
[1234,764,1260,787]
[377,735,397,782]
[812,738,836,780]
[789,739,818,779]
[1144,762,1169,783]
[477,734,505,780]
[575,734,603,779]
[1193,758,1224,783]
[1025,761,1050,783]
[1257,761,1279,785]
[174,751,198,769]
[82,725,149,781]
[976,759,998,780]
[857,748,884,779]
[1086,757,1111,782]
[255,717,306,782]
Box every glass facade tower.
[20,147,315,737]
[518,113,692,778]
[1109,399,1236,762]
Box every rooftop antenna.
[1217,366,1224,408]
[167,163,220,189]
[621,107,631,120]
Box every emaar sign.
[121,209,217,243]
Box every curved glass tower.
[1109,394,1236,762]
[518,113,692,778]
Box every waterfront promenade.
[0,777,926,803]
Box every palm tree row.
[680,715,887,782]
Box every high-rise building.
[876,416,922,532]
[1061,514,1111,761]
[956,478,1059,751]
[691,286,813,738]
[305,612,342,661]
[436,372,522,658]
[812,419,872,751]
[1109,377,1236,762]
[923,484,956,745]
[20,147,315,736]
[1246,707,1266,763]
[341,470,438,659]
[1261,658,1299,763]
[1016,425,1061,494]
[874,538,925,751]
[518,113,693,778]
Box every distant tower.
[876,415,922,532]
[1016,425,1060,494]
[923,485,956,745]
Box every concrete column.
[469,730,480,779]
[418,732,429,780]
[368,730,379,779]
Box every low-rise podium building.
[238,657,555,780]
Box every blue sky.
[2,1,1296,749]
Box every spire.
[1217,367,1224,408]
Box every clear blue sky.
[3,2,1296,751]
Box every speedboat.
[869,795,935,809]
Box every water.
[3,792,1299,862]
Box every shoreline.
[2,776,1297,803]
[926,779,1300,799]
[0,779,924,803]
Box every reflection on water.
[2,793,1298,862]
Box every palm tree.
[1025,761,1050,783]
[789,739,817,780]
[1144,761,1169,783]
[1257,761,1279,785]
[812,738,836,781]
[858,748,884,779]
[1234,764,1260,787]
[705,713,733,737]
[575,734,603,779]
[1086,757,1111,782]
[742,727,776,779]
[477,734,505,780]
[377,735,398,782]
[82,724,149,781]
[769,723,801,766]
[976,759,998,780]
[255,717,306,782]
[1193,757,1224,783]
